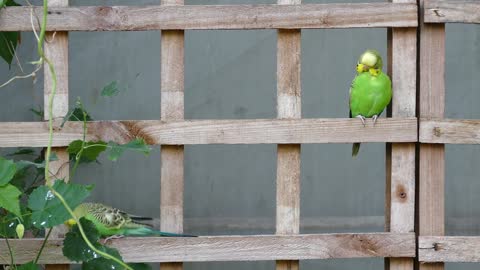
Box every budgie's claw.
[356,115,366,127]
[101,234,124,245]
[372,115,378,126]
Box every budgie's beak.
[65,218,77,227]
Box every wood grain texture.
[419,236,480,262]
[0,118,418,147]
[0,233,415,264]
[386,4,416,269]
[419,1,445,269]
[418,22,445,236]
[276,2,301,269]
[276,1,301,230]
[424,0,480,24]
[44,1,69,269]
[161,1,184,270]
[0,3,417,31]
[420,119,480,144]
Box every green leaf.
[30,108,44,119]
[0,0,20,8]
[0,157,16,185]
[17,261,41,270]
[81,245,148,270]
[7,148,36,157]
[0,213,18,237]
[0,206,32,237]
[128,263,152,270]
[0,0,20,66]
[68,140,108,163]
[0,31,19,67]
[108,139,151,162]
[16,153,57,171]
[61,106,93,127]
[0,184,21,217]
[101,81,120,97]
[63,218,102,262]
[28,181,93,228]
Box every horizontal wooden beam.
[420,119,480,144]
[0,118,417,147]
[0,3,417,31]
[424,0,480,24]
[419,236,480,262]
[0,233,415,264]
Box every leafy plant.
[0,1,153,269]
[0,0,20,67]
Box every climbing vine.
[0,1,152,269]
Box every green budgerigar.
[349,49,392,157]
[66,202,195,237]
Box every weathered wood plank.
[44,0,69,269]
[419,236,480,262]
[419,0,445,268]
[276,1,301,270]
[161,1,184,270]
[386,2,416,268]
[420,119,480,144]
[0,118,418,147]
[424,0,480,24]
[0,233,416,264]
[0,3,417,31]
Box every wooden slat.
[276,1,301,268]
[0,118,418,147]
[419,236,480,262]
[386,1,417,269]
[419,0,445,268]
[420,119,480,144]
[424,0,480,24]
[0,233,416,264]
[0,3,418,31]
[161,1,184,270]
[44,0,69,269]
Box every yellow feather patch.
[361,51,377,67]
[369,68,380,76]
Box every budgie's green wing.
[81,203,141,236]
[349,72,391,118]
[77,203,194,237]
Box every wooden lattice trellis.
[0,0,477,269]
[418,0,480,268]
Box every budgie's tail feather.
[352,143,361,157]
[126,227,197,237]
[130,216,153,221]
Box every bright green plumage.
[349,50,392,157]
[71,203,194,237]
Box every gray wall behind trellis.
[0,0,479,269]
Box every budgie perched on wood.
[349,49,392,157]
[66,202,195,237]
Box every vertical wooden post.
[44,1,69,270]
[386,0,416,269]
[418,0,445,269]
[276,1,301,270]
[161,1,184,270]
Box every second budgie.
[66,202,195,237]
[349,49,392,157]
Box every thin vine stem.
[70,105,88,178]
[48,188,133,270]
[4,236,15,268]
[34,227,53,264]
[35,1,132,269]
